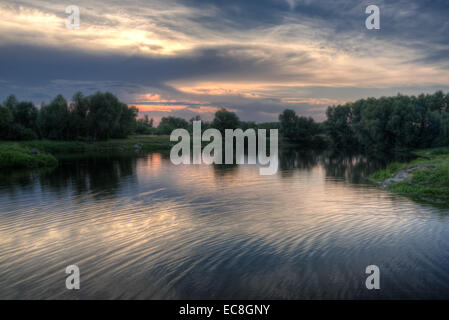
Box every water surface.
[1,150,449,299]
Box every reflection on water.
[1,150,449,299]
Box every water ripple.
[1,152,449,299]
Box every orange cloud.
[134,104,225,114]
[134,104,188,112]
[135,93,178,103]
[190,106,222,114]
[177,83,263,98]
[281,98,345,105]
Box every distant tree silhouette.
[1,92,139,141]
[211,108,240,134]
[325,91,449,154]
[157,116,189,135]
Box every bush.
[157,116,189,135]
[0,105,13,137]
[2,92,139,141]
[279,109,323,146]
[0,144,57,169]
[7,124,38,140]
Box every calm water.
[1,150,449,299]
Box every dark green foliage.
[325,92,449,155]
[69,92,90,139]
[279,109,297,140]
[136,115,155,134]
[38,95,71,140]
[13,101,38,131]
[279,109,324,146]
[87,92,127,140]
[157,116,189,135]
[188,115,211,133]
[114,103,138,138]
[211,108,240,134]
[240,121,257,131]
[435,112,449,146]
[326,104,357,149]
[257,122,280,130]
[2,92,139,141]
[0,105,13,138]
[16,135,173,155]
[4,95,18,112]
[4,90,449,154]
[3,95,39,139]
[0,143,57,169]
[8,124,38,140]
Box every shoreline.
[6,136,449,206]
[0,135,173,170]
[0,135,311,171]
[369,147,449,204]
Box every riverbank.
[370,147,449,203]
[0,143,58,169]
[0,135,173,170]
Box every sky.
[1,0,449,123]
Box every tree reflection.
[278,147,395,183]
[0,153,138,198]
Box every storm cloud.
[1,0,448,122]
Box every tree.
[3,95,39,140]
[324,91,449,154]
[0,105,13,139]
[136,115,155,134]
[280,109,323,146]
[157,116,189,135]
[295,116,321,142]
[2,92,139,141]
[326,105,357,149]
[113,104,138,138]
[435,112,449,146]
[87,92,123,140]
[240,121,257,131]
[211,108,240,134]
[38,95,70,140]
[431,90,446,114]
[145,115,154,128]
[258,122,280,130]
[386,98,420,152]
[279,109,297,140]
[4,95,18,113]
[69,91,89,139]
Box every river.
[1,150,449,299]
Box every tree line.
[325,91,449,154]
[135,108,279,135]
[0,92,138,141]
[2,90,448,155]
[0,92,279,141]
[139,90,449,156]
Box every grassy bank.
[0,135,173,170]
[0,143,58,169]
[370,147,449,203]
[19,135,173,153]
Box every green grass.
[18,135,173,154]
[0,143,58,169]
[370,148,449,203]
[369,162,405,181]
[0,135,173,170]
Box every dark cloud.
[179,0,449,63]
[1,0,448,122]
[0,44,295,86]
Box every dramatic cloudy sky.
[1,0,449,123]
